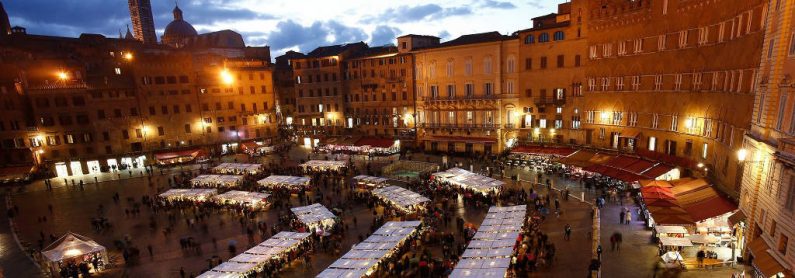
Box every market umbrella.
[642,191,675,200]
[648,206,687,215]
[641,180,673,188]
[641,186,673,195]
[645,198,680,207]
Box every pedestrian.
[625,209,632,225]
[619,210,625,225]
[596,245,603,261]
[564,224,571,241]
[696,249,706,268]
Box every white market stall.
[301,160,348,172]
[159,188,218,202]
[213,190,271,210]
[432,168,505,196]
[200,231,311,278]
[450,205,526,278]
[290,203,337,232]
[353,175,390,189]
[191,175,244,188]
[41,232,109,275]
[213,163,263,175]
[317,221,421,278]
[371,186,430,214]
[257,175,311,191]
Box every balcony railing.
[420,123,499,130]
[422,94,501,102]
[533,97,566,106]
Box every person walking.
[619,210,625,225]
[624,209,632,225]
[564,224,571,241]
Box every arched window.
[554,31,565,41]
[524,35,534,44]
[539,33,550,42]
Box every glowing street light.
[56,71,69,81]
[220,69,234,85]
[123,52,134,61]
[737,148,748,162]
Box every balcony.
[422,94,500,103]
[533,97,566,106]
[420,123,499,130]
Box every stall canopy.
[353,175,390,188]
[42,232,107,263]
[654,225,688,235]
[213,163,263,175]
[451,205,526,277]
[214,190,270,208]
[317,221,420,278]
[159,188,218,202]
[190,175,244,188]
[257,175,311,190]
[432,168,505,196]
[556,151,676,183]
[291,203,337,230]
[659,237,693,247]
[301,160,348,171]
[510,145,577,157]
[155,148,207,165]
[371,186,430,213]
[748,238,790,278]
[200,231,311,278]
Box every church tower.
[127,0,157,44]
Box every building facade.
[582,0,764,197]
[739,0,795,275]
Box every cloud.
[363,3,473,24]
[438,30,451,40]
[480,0,517,9]
[370,25,401,46]
[266,20,367,54]
[4,0,275,38]
[527,0,544,9]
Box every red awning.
[641,164,674,179]
[511,146,577,156]
[354,137,395,148]
[241,141,258,151]
[605,155,640,169]
[624,159,656,174]
[684,197,737,222]
[431,136,497,143]
[155,148,206,161]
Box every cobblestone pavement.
[1,148,751,277]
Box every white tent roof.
[213,261,255,273]
[432,168,505,195]
[655,225,688,234]
[214,190,270,205]
[159,188,218,201]
[319,221,420,277]
[197,271,241,278]
[291,203,336,227]
[659,236,693,247]
[371,186,430,213]
[213,163,262,174]
[353,175,389,185]
[41,232,106,262]
[452,205,526,276]
[301,160,347,170]
[258,175,311,187]
[202,231,310,277]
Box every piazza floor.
[1,146,750,277]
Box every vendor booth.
[319,136,400,155]
[317,221,421,278]
[353,175,390,189]
[290,203,337,232]
[371,186,430,214]
[240,140,281,156]
[450,205,526,278]
[155,148,207,165]
[213,190,271,210]
[213,163,263,175]
[300,160,348,172]
[200,231,311,277]
[432,168,505,196]
[190,175,244,188]
[257,175,311,191]
[41,232,109,276]
[159,188,218,202]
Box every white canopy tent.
[291,203,337,231]
[317,221,421,278]
[213,163,263,175]
[659,237,694,247]
[655,225,688,235]
[159,188,218,202]
[353,175,390,188]
[452,205,526,277]
[371,186,430,213]
[432,168,505,196]
[190,175,244,188]
[41,232,109,275]
[213,190,271,209]
[200,231,311,278]
[257,175,311,190]
[301,160,348,172]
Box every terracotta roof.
[306,42,367,58]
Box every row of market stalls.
[290,203,338,233]
[257,175,312,191]
[301,160,348,172]
[381,160,440,182]
[450,205,527,278]
[199,231,311,278]
[190,175,244,188]
[317,221,422,278]
[213,163,263,175]
[155,148,208,166]
[371,186,430,214]
[638,179,740,269]
[240,139,285,156]
[432,168,505,196]
[319,136,400,155]
[158,189,271,209]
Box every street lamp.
[56,71,68,81]
[737,149,748,162]
[220,69,234,85]
[123,52,134,61]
